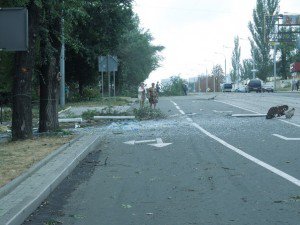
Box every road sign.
[98,55,118,72]
[0,8,28,51]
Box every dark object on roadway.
[245,79,262,93]
[266,105,289,119]
[284,108,295,119]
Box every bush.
[82,109,100,120]
[0,108,12,122]
[160,76,185,96]
[133,107,166,120]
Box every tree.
[277,26,300,79]
[248,0,279,81]
[161,76,186,96]
[65,0,135,96]
[2,0,40,140]
[117,20,164,95]
[231,36,241,83]
[211,64,224,92]
[240,59,254,80]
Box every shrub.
[133,107,166,120]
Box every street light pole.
[206,68,208,92]
[273,42,279,91]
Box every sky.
[133,0,300,84]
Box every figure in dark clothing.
[182,83,188,95]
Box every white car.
[262,83,274,92]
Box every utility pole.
[273,42,279,91]
[206,68,208,92]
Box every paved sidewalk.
[0,133,104,225]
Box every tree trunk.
[11,1,38,140]
[39,57,59,132]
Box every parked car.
[262,83,274,92]
[245,79,262,92]
[221,83,232,92]
[234,85,246,92]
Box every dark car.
[245,79,262,93]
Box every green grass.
[65,97,132,108]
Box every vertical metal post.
[0,106,2,124]
[206,68,208,92]
[101,71,104,98]
[213,74,215,93]
[224,58,227,82]
[107,55,110,97]
[252,61,255,79]
[113,71,116,97]
[273,44,277,91]
[59,16,65,107]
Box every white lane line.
[179,110,185,115]
[272,134,300,141]
[215,100,300,128]
[214,100,260,114]
[170,100,184,114]
[171,100,300,187]
[191,122,300,187]
[170,101,177,106]
[279,119,300,128]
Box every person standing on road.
[138,82,146,108]
[182,83,188,95]
[156,81,160,94]
[148,82,158,109]
[296,80,300,91]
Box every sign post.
[98,55,118,97]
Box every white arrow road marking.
[124,138,173,148]
[272,134,300,141]
[148,138,172,148]
[123,139,156,145]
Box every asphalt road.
[23,93,300,225]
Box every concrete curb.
[0,133,103,225]
[0,134,83,199]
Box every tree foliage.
[248,0,279,81]
[211,64,224,79]
[231,36,241,82]
[0,0,164,140]
[240,59,254,80]
[161,76,185,96]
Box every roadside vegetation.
[0,0,164,141]
[133,107,166,120]
[0,134,75,188]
